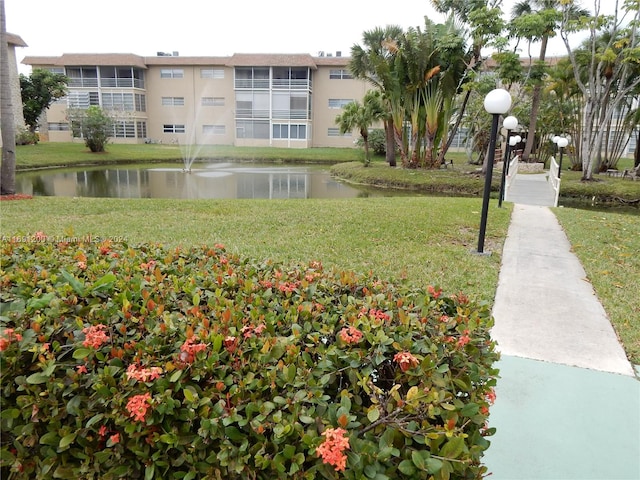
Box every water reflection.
[16,163,381,200]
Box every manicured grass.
[14,143,364,170]
[554,207,640,364]
[0,196,511,303]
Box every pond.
[16,162,408,200]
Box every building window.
[67,91,100,109]
[48,122,69,131]
[66,67,98,87]
[273,124,307,139]
[236,92,269,118]
[203,125,226,135]
[328,99,353,109]
[163,124,185,133]
[102,92,134,111]
[136,121,147,138]
[161,97,185,106]
[202,97,225,106]
[201,68,224,79]
[113,121,136,138]
[160,69,184,79]
[235,67,270,89]
[135,94,146,112]
[236,120,269,139]
[328,128,351,137]
[99,66,145,88]
[329,69,353,79]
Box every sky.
[6,0,605,75]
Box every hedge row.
[0,236,499,479]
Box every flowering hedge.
[0,236,499,479]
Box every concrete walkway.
[482,176,640,479]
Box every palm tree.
[510,0,589,162]
[350,26,405,166]
[0,0,16,195]
[335,90,386,166]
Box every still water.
[16,163,400,200]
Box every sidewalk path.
[482,203,640,479]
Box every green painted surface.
[482,355,640,479]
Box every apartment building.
[21,52,370,148]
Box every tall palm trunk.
[384,118,396,166]
[0,0,16,195]
[522,36,549,162]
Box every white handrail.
[504,155,520,201]
[548,157,561,207]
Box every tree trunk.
[635,132,640,168]
[522,36,549,163]
[384,118,396,166]
[0,0,17,195]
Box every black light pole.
[477,89,512,254]
[499,115,518,208]
[557,137,568,178]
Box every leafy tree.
[68,106,113,153]
[335,90,386,166]
[431,0,505,161]
[350,26,405,166]
[560,0,640,180]
[0,0,16,195]
[20,68,68,133]
[509,0,589,162]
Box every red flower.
[316,427,350,472]
[126,392,152,423]
[98,425,108,437]
[126,364,163,382]
[109,433,120,445]
[393,351,419,372]
[76,365,88,374]
[428,285,443,299]
[0,328,22,351]
[339,326,363,344]
[82,324,109,349]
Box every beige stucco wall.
[311,65,371,148]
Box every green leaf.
[224,426,244,441]
[286,364,296,383]
[425,457,443,474]
[170,370,183,382]
[26,372,49,384]
[145,465,155,480]
[58,432,77,450]
[398,460,417,475]
[0,409,20,419]
[40,431,59,446]
[60,269,86,296]
[367,407,380,423]
[91,273,117,294]
[183,387,196,403]
[460,402,479,417]
[412,450,431,471]
[440,436,465,459]
[73,348,92,359]
[26,292,56,313]
[86,414,104,428]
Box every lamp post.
[556,137,569,178]
[552,135,560,155]
[499,116,518,208]
[477,88,512,254]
